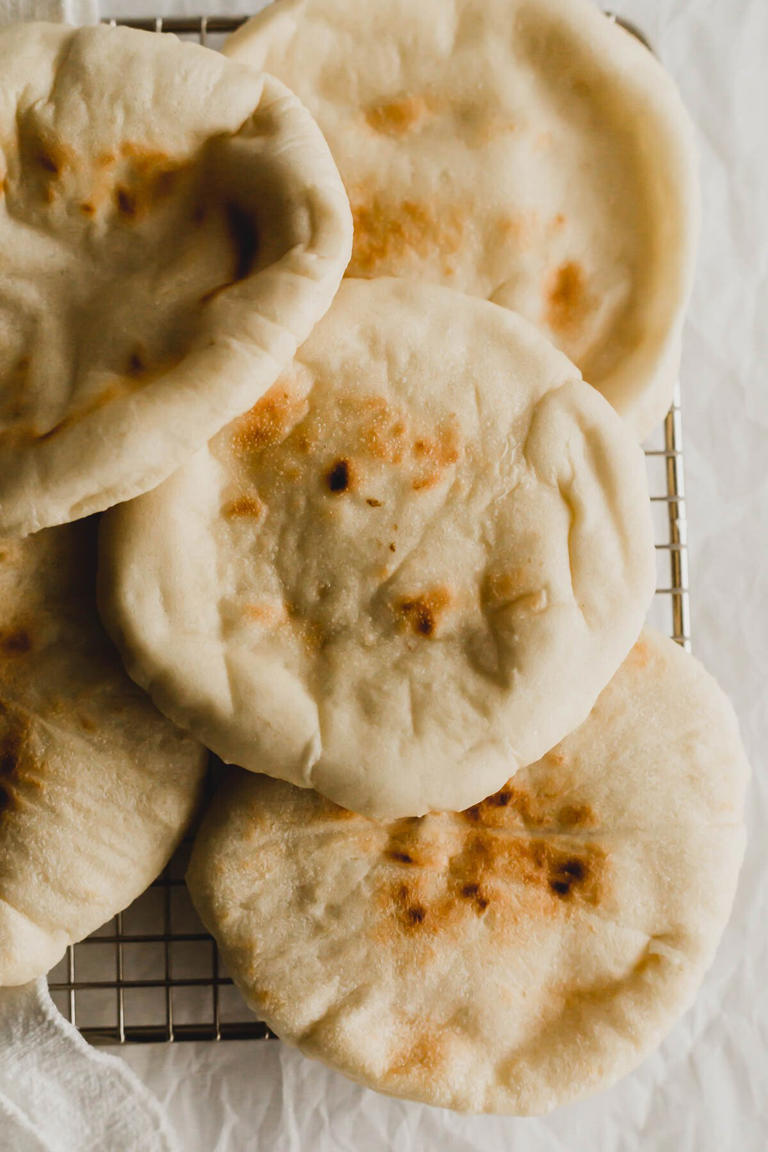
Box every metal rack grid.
[46,14,692,1044]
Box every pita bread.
[0,22,352,538]
[100,278,654,819]
[224,0,699,440]
[0,520,207,986]
[187,631,748,1115]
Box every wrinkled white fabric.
[0,0,97,25]
[0,981,176,1152]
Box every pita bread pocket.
[0,21,352,538]
[225,0,699,439]
[100,278,655,819]
[187,631,748,1115]
[0,520,207,986]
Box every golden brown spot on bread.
[359,397,409,464]
[546,750,568,768]
[395,587,452,638]
[366,497,382,508]
[630,638,653,668]
[496,210,539,245]
[463,783,596,833]
[326,459,353,494]
[545,260,591,336]
[411,418,461,490]
[243,601,285,627]
[384,1025,448,1082]
[232,382,309,455]
[107,148,190,222]
[80,201,95,216]
[222,494,265,520]
[460,829,603,908]
[557,803,594,828]
[0,629,32,656]
[365,94,430,136]
[349,194,464,277]
[0,711,38,817]
[484,567,535,605]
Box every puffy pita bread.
[100,278,654,819]
[0,520,207,986]
[187,631,748,1115]
[224,0,698,440]
[0,22,352,539]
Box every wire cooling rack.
[46,14,691,1044]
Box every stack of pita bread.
[0,0,748,1117]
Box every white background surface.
[99,1,768,1147]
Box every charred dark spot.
[389,543,396,553]
[0,629,31,656]
[38,152,59,175]
[460,882,489,911]
[366,498,382,507]
[387,850,414,864]
[488,790,511,807]
[225,202,259,282]
[395,587,452,638]
[128,349,146,376]
[548,857,588,898]
[116,186,137,217]
[406,905,426,925]
[326,459,351,493]
[0,726,23,815]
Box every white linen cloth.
[0,0,97,22]
[0,981,176,1152]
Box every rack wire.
[46,14,692,1044]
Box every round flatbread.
[0,22,352,538]
[0,520,207,986]
[224,0,698,440]
[100,278,654,819]
[187,631,749,1115]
